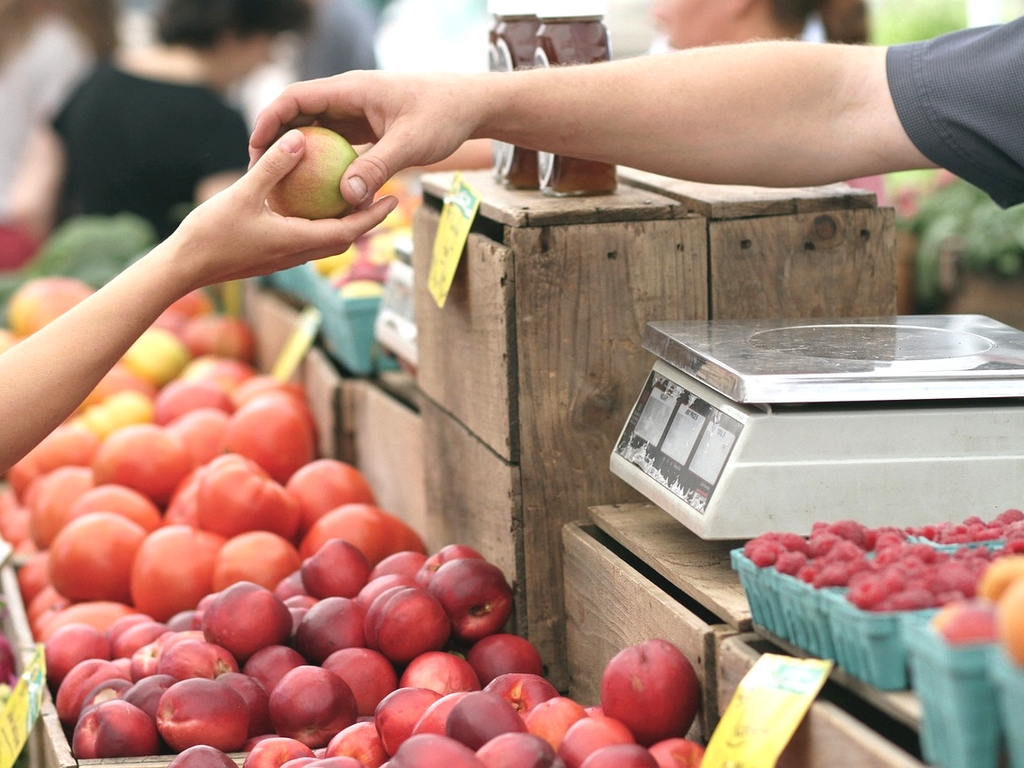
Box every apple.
[269,665,358,749]
[243,735,317,768]
[44,623,112,688]
[557,714,635,768]
[427,558,514,642]
[524,696,588,751]
[416,545,485,588]
[389,733,486,768]
[156,637,239,680]
[202,580,293,664]
[374,686,443,755]
[647,737,706,768]
[577,744,658,768]
[168,744,239,768]
[72,699,161,758]
[475,731,568,768]
[483,673,559,718]
[364,585,451,665]
[466,634,544,686]
[446,690,527,750]
[321,646,397,717]
[294,596,367,664]
[55,658,125,727]
[400,651,481,695]
[157,677,250,753]
[599,639,700,747]
[301,538,372,599]
[267,126,359,220]
[243,644,307,695]
[325,720,389,768]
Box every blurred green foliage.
[869,0,967,44]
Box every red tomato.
[223,392,316,484]
[195,453,302,542]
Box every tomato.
[212,530,303,592]
[6,422,100,500]
[17,550,51,606]
[299,503,426,565]
[195,453,302,542]
[165,407,230,468]
[92,423,192,507]
[285,458,377,538]
[66,483,162,532]
[223,392,316,484]
[48,511,147,604]
[130,525,226,622]
[38,601,138,643]
[27,464,95,549]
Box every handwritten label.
[702,653,832,768]
[428,173,481,308]
[272,306,323,383]
[0,645,46,768]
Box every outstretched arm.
[250,40,932,208]
[0,129,397,473]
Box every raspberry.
[827,519,868,548]
[826,540,867,563]
[796,563,820,583]
[775,550,807,576]
[848,576,887,610]
[996,508,1024,526]
[883,587,936,611]
[807,531,842,558]
[746,540,784,567]
[813,562,856,588]
[774,533,810,554]
[1003,539,1024,554]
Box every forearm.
[473,41,931,186]
[0,241,190,473]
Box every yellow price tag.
[428,173,481,308]
[0,645,46,768]
[703,653,832,768]
[271,306,322,383]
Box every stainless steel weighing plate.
[642,314,1024,405]
[611,315,1024,539]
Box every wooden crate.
[412,169,896,690]
[716,634,926,768]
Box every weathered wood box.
[412,169,896,689]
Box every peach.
[122,673,177,722]
[931,598,999,644]
[427,558,514,643]
[111,620,170,659]
[475,731,567,768]
[369,551,429,581]
[389,733,486,768]
[55,657,125,727]
[647,737,706,768]
[400,651,481,696]
[578,744,658,768]
[168,744,240,768]
[524,696,589,751]
[156,677,250,752]
[466,634,544,686]
[356,573,419,612]
[156,638,239,680]
[483,673,559,718]
[446,690,527,750]
[374,686,443,755]
[416,545,485,588]
[294,596,367,664]
[202,580,293,663]
[599,639,700,747]
[558,715,635,768]
[300,538,372,599]
[412,691,472,736]
[269,665,358,749]
[325,720,389,768]
[220,671,273,738]
[321,647,397,718]
[275,570,308,601]
[243,735,317,768]
[79,677,133,714]
[72,699,160,758]
[243,644,307,695]
[364,585,450,665]
[44,622,112,689]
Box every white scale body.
[610,315,1024,540]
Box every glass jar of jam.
[488,2,541,189]
[534,2,617,197]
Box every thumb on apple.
[244,129,307,205]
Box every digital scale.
[610,315,1024,539]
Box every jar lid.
[487,0,540,16]
[537,0,607,18]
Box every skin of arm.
[250,40,934,209]
[0,128,397,474]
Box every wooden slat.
[563,521,734,739]
[588,503,752,630]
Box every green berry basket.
[776,575,841,660]
[903,616,1002,768]
[730,549,792,642]
[989,646,1024,768]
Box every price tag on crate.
[272,305,323,383]
[703,653,832,768]
[429,172,480,309]
[0,644,46,768]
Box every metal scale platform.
[610,315,1024,539]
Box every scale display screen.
[615,369,743,514]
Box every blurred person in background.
[298,0,378,81]
[0,0,118,267]
[8,0,309,243]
